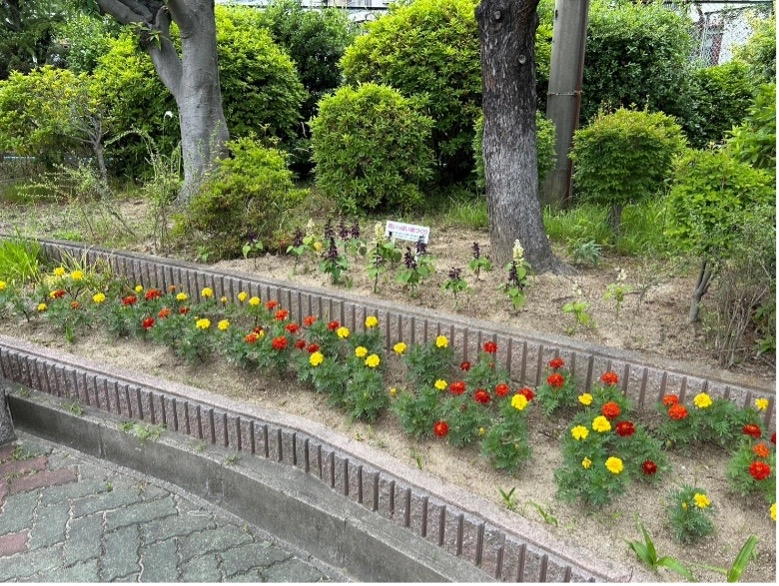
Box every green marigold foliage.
[177,138,307,259]
[340,0,481,181]
[570,108,686,211]
[726,83,776,173]
[733,11,776,84]
[310,83,435,213]
[666,485,715,545]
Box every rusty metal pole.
[541,0,590,209]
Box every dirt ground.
[1,200,776,582]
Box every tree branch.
[95,0,152,25]
[146,5,183,99]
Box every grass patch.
[0,232,42,283]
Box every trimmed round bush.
[310,83,435,213]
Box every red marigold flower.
[271,336,288,351]
[517,387,535,401]
[245,332,259,344]
[327,320,340,331]
[753,443,770,459]
[494,383,510,397]
[253,326,263,334]
[158,307,171,319]
[286,322,300,334]
[749,460,771,481]
[772,432,776,445]
[295,339,306,350]
[548,357,565,370]
[615,421,635,437]
[449,381,466,395]
[303,315,317,327]
[179,306,189,315]
[266,300,279,310]
[52,289,66,299]
[141,317,155,330]
[743,424,762,439]
[145,288,162,301]
[433,421,449,438]
[600,371,619,386]
[474,389,491,404]
[275,309,289,321]
[460,361,471,371]
[306,343,320,354]
[662,394,680,407]
[547,373,565,388]
[122,295,137,306]
[642,460,658,475]
[483,341,498,354]
[668,404,688,420]
[70,301,80,310]
[602,402,621,420]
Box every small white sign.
[385,221,430,244]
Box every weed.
[105,482,114,492]
[498,487,517,511]
[65,400,84,416]
[225,454,240,466]
[119,421,166,444]
[626,514,695,581]
[690,535,759,582]
[527,501,558,526]
[568,239,602,267]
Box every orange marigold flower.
[600,371,619,386]
[70,301,80,310]
[167,285,177,293]
[51,289,66,299]
[158,307,171,319]
[266,300,279,310]
[179,306,189,315]
[245,332,259,344]
[602,402,621,420]
[483,341,498,354]
[495,383,509,397]
[433,421,449,438]
[753,443,770,459]
[547,373,565,388]
[662,394,679,407]
[517,387,535,401]
[141,317,155,330]
[144,288,162,301]
[449,381,466,395]
[327,320,340,331]
[668,404,688,420]
[548,357,565,370]
[749,461,771,481]
[303,315,317,327]
[275,309,289,321]
[286,322,299,334]
[295,339,306,350]
[743,424,762,439]
[122,295,137,306]
[271,336,288,351]
[474,389,491,404]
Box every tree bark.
[688,258,715,323]
[95,0,229,201]
[476,0,567,274]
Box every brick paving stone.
[1,454,47,477]
[142,510,216,544]
[105,495,176,531]
[40,478,110,506]
[139,537,179,582]
[180,552,223,582]
[0,489,39,533]
[9,466,78,495]
[102,524,141,581]
[0,530,29,557]
[29,501,70,550]
[263,557,329,582]
[225,569,264,582]
[0,544,63,581]
[178,525,253,562]
[72,486,145,517]
[63,513,103,567]
[0,477,8,507]
[221,541,290,576]
[53,558,100,582]
[0,444,17,462]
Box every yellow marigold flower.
[135,285,143,293]
[355,346,368,358]
[434,379,447,391]
[592,416,612,433]
[578,393,593,406]
[220,296,228,304]
[755,398,769,411]
[309,351,324,367]
[771,503,776,522]
[682,502,688,510]
[336,326,350,339]
[582,457,592,469]
[237,291,248,303]
[605,456,623,475]
[435,335,448,348]
[70,270,84,281]
[693,493,711,509]
[693,392,713,409]
[393,342,407,355]
[92,292,106,304]
[201,287,213,298]
[478,427,486,436]
[511,394,529,411]
[176,292,188,302]
[249,296,260,306]
[48,290,58,299]
[53,267,66,277]
[217,319,230,331]
[389,387,397,397]
[313,241,323,252]
[195,318,211,330]
[365,354,381,368]
[37,302,47,312]
[571,425,589,441]
[365,315,379,329]
[0,281,6,291]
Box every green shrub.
[473,112,556,192]
[733,11,776,84]
[570,108,686,233]
[175,138,308,259]
[310,83,435,213]
[726,83,776,173]
[53,12,122,74]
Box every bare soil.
[1,199,776,582]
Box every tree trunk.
[95,0,229,201]
[476,0,567,274]
[689,259,715,323]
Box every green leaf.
[657,556,696,581]
[727,535,758,582]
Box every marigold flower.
[271,336,288,351]
[365,354,380,368]
[693,392,713,409]
[179,306,189,315]
[474,389,491,405]
[743,424,762,438]
[460,361,471,371]
[295,339,306,349]
[615,421,635,437]
[307,343,320,354]
[755,398,769,411]
[662,394,679,407]
[145,288,162,301]
[571,425,589,440]
[309,351,324,367]
[494,383,509,397]
[50,289,65,299]
[483,341,497,354]
[275,309,288,321]
[122,295,137,306]
[772,432,776,445]
[578,393,593,406]
[693,493,711,509]
[336,326,350,339]
[135,285,144,293]
[286,323,299,334]
[434,421,449,438]
[517,387,535,401]
[248,296,260,306]
[0,281,6,291]
[92,292,106,304]
[393,342,407,355]
[355,346,368,358]
[602,402,621,420]
[389,387,397,397]
[582,457,592,469]
[434,379,447,391]
[642,460,657,475]
[220,296,228,304]
[53,267,66,277]
[176,292,188,302]
[142,317,155,330]
[167,285,176,293]
[218,319,230,331]
[245,332,259,344]
[435,335,449,348]
[70,270,84,281]
[478,427,486,436]
[237,291,248,302]
[771,503,776,522]
[70,301,80,310]
[303,315,317,327]
[753,443,770,459]
[327,320,340,331]
[449,381,466,395]
[195,318,210,330]
[668,404,688,421]
[547,373,565,388]
[605,457,623,475]
[158,308,171,319]
[37,303,47,312]
[199,287,213,298]
[313,241,323,252]
[600,371,619,386]
[266,300,279,310]
[749,461,771,481]
[592,416,611,433]
[365,315,379,328]
[548,357,565,370]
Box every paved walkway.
[0,432,338,582]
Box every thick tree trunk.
[476,0,567,274]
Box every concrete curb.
[0,336,648,582]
